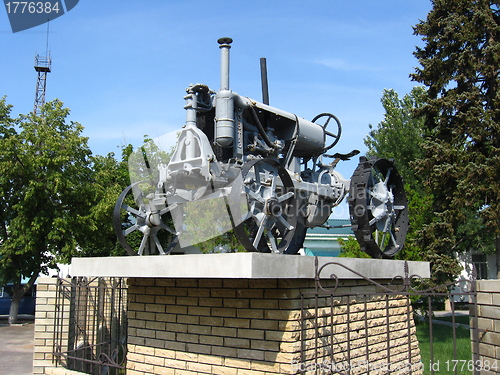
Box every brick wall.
[126,278,422,375]
[474,280,500,374]
[34,275,424,375]
[39,276,500,375]
[33,277,67,374]
[299,292,421,373]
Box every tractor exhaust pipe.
[218,37,232,91]
[215,37,235,147]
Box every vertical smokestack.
[218,37,233,91]
[215,38,235,147]
[260,57,269,105]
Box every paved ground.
[434,310,471,328]
[434,310,469,318]
[0,321,34,375]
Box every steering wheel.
[312,113,342,151]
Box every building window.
[471,253,488,280]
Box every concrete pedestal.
[71,253,429,280]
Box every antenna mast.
[33,21,51,116]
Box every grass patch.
[416,321,472,374]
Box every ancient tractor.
[113,38,408,258]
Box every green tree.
[365,87,427,188]
[338,237,370,258]
[0,99,111,323]
[364,87,462,286]
[412,0,500,277]
[68,150,131,259]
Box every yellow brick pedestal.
[125,277,422,375]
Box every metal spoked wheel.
[349,157,409,258]
[113,181,178,256]
[233,158,305,254]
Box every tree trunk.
[8,286,23,325]
[8,273,38,325]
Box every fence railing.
[299,258,479,375]
[53,277,128,374]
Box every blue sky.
[1,1,431,217]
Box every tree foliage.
[365,87,427,188]
[411,0,500,277]
[338,237,370,258]
[0,98,128,323]
[70,150,130,259]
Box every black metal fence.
[300,258,479,375]
[53,277,128,374]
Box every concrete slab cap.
[71,253,430,279]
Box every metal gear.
[348,157,409,258]
[113,182,178,256]
[233,158,306,254]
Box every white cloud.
[314,58,384,73]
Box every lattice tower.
[33,53,51,115]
